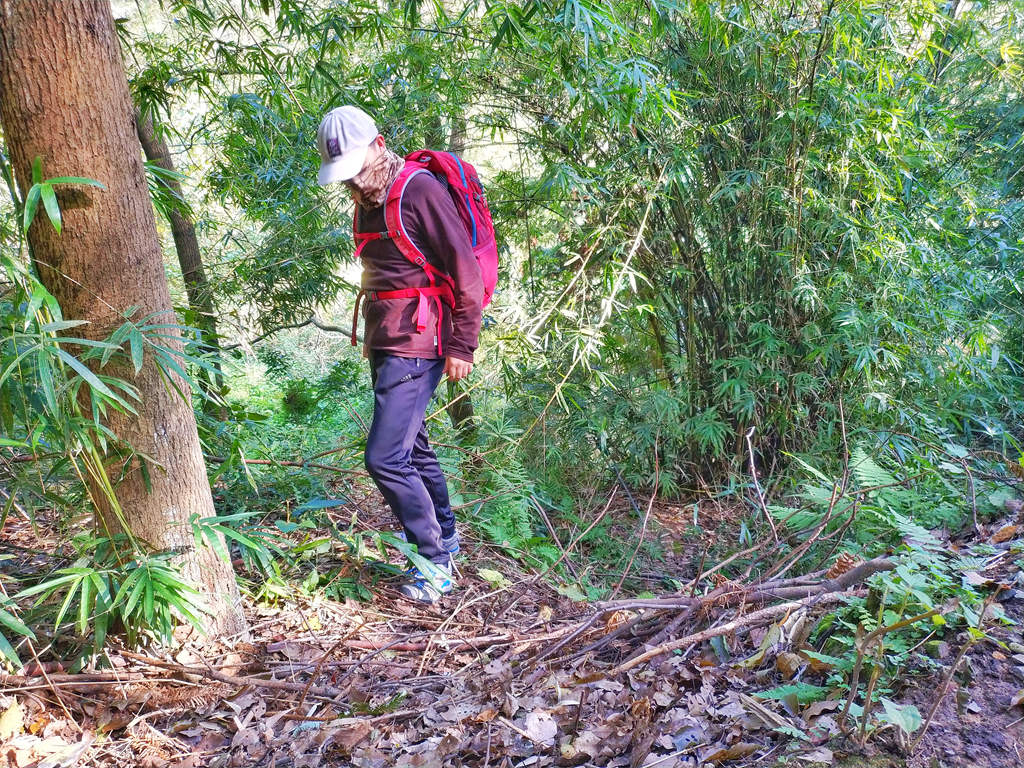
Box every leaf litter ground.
[2,487,1024,767]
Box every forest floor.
[2,484,1023,768]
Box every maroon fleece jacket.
[354,172,483,362]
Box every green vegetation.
[0,0,1022,760]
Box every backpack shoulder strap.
[351,164,427,260]
[383,163,455,288]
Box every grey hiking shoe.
[399,561,454,603]
[394,529,461,555]
[441,531,461,555]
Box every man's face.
[345,136,384,193]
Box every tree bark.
[0,0,246,636]
[135,109,224,394]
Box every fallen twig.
[499,715,543,744]
[0,675,155,695]
[23,639,80,731]
[596,557,895,613]
[120,650,344,700]
[745,426,779,543]
[744,557,895,602]
[607,592,850,677]
[347,633,515,652]
[541,558,894,666]
[294,623,367,710]
[204,454,366,476]
[281,708,420,725]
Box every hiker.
[316,105,484,603]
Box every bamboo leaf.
[45,176,105,188]
[0,633,21,665]
[22,185,41,233]
[53,348,134,409]
[39,183,61,234]
[53,575,84,630]
[39,319,88,332]
[129,327,144,373]
[78,574,92,635]
[0,606,35,640]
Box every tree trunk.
[0,0,246,637]
[135,109,224,395]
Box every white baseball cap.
[316,106,378,185]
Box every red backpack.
[351,151,498,355]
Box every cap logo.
[327,137,342,157]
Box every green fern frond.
[851,447,900,489]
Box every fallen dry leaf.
[798,651,835,674]
[562,728,613,760]
[427,700,477,724]
[796,746,833,763]
[29,713,49,735]
[776,652,802,679]
[324,719,372,752]
[0,699,24,741]
[737,623,782,669]
[801,699,840,721]
[523,710,558,745]
[671,724,706,750]
[219,652,246,676]
[963,571,993,587]
[482,658,511,678]
[230,725,260,752]
[991,524,1020,544]
[473,707,498,723]
[96,709,133,732]
[807,714,840,744]
[714,699,747,719]
[18,661,64,676]
[32,731,94,767]
[700,741,761,763]
[1010,691,1024,710]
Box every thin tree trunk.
[135,109,224,394]
[0,0,246,637]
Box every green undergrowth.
[195,334,662,605]
[719,442,1023,749]
[4,0,1023,684]
[3,317,1021,678]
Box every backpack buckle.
[414,256,426,266]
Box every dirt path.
[3,492,1024,767]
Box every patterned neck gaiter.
[349,148,405,210]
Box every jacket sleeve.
[404,173,484,363]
